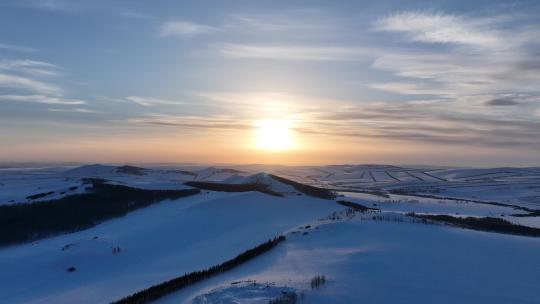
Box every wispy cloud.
[0,94,86,105]
[219,44,372,61]
[141,89,539,149]
[369,81,451,96]
[122,114,252,132]
[20,0,82,12]
[0,59,55,69]
[226,9,332,33]
[125,96,185,107]
[307,101,540,148]
[371,11,540,106]
[0,43,37,53]
[0,74,63,95]
[121,93,540,149]
[48,108,98,113]
[0,59,60,77]
[159,21,220,38]
[374,11,502,47]
[0,59,63,90]
[0,58,89,109]
[120,10,153,20]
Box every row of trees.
[409,213,540,237]
[390,189,533,213]
[113,236,286,304]
[185,181,284,197]
[268,174,336,199]
[268,291,300,304]
[336,200,379,212]
[310,275,326,289]
[26,191,54,200]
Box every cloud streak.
[120,10,153,20]
[48,108,98,113]
[485,98,520,106]
[0,74,63,95]
[0,59,60,77]
[159,21,220,38]
[125,96,185,107]
[20,0,82,12]
[374,11,502,47]
[0,58,89,109]
[120,90,540,150]
[308,102,540,148]
[219,44,372,61]
[0,94,86,105]
[0,43,37,53]
[370,10,540,113]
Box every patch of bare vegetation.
[310,275,326,289]
[268,291,302,304]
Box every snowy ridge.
[223,172,298,194]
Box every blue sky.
[0,0,539,165]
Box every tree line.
[336,200,379,212]
[112,236,286,304]
[408,213,540,237]
[268,174,336,199]
[185,181,284,197]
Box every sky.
[0,0,539,166]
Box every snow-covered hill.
[3,164,539,207]
[1,164,539,303]
[0,191,339,303]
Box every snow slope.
[158,215,540,304]
[0,191,339,303]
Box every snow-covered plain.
[158,216,540,304]
[1,164,539,303]
[341,191,521,216]
[311,165,540,209]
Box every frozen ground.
[158,216,540,304]
[0,190,338,303]
[310,165,540,209]
[1,163,539,303]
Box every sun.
[254,119,293,151]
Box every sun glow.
[254,119,293,151]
